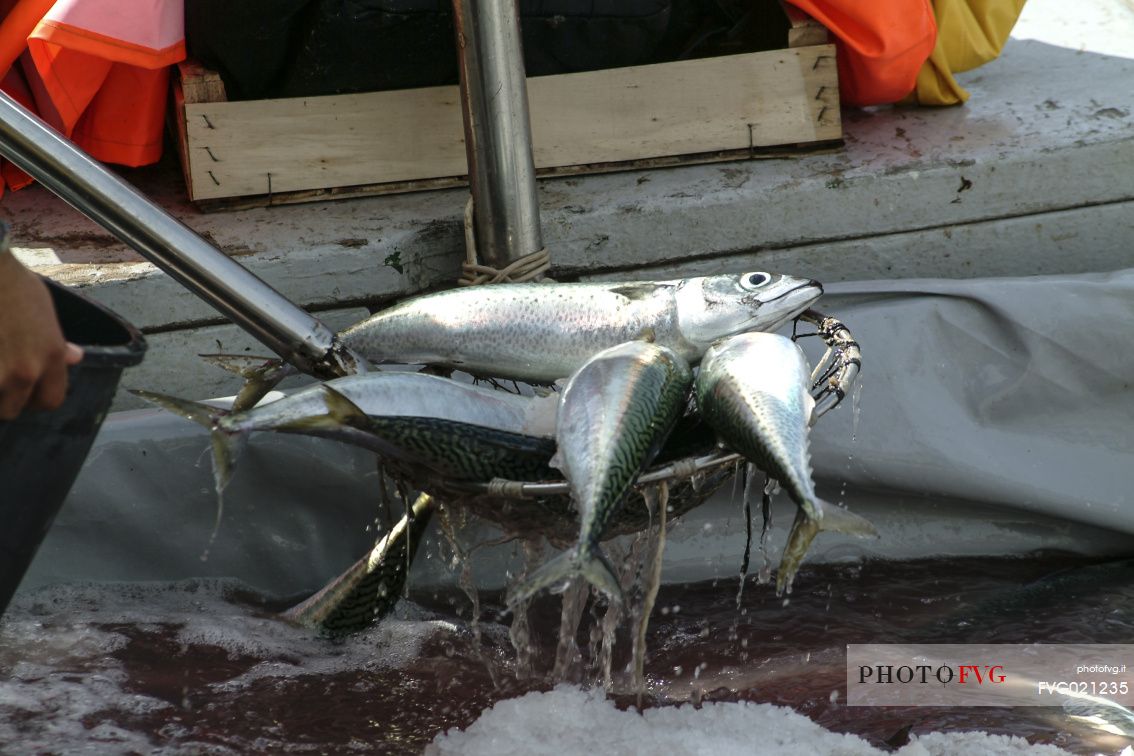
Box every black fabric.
[186,0,787,101]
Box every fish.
[507,340,693,607]
[216,272,822,410]
[281,493,435,636]
[130,371,558,495]
[694,332,877,595]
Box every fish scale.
[347,414,556,482]
[338,273,821,383]
[508,340,693,606]
[221,272,822,411]
[696,332,877,594]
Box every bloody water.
[3,552,1133,755]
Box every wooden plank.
[193,141,843,213]
[177,60,228,104]
[183,46,840,202]
[169,76,195,200]
[781,2,829,47]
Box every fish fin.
[198,354,297,412]
[272,384,368,432]
[506,546,625,608]
[129,389,246,518]
[198,354,281,378]
[320,384,370,426]
[609,283,659,301]
[129,388,227,428]
[814,498,878,539]
[776,498,877,596]
[209,429,248,498]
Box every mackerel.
[695,332,877,595]
[507,340,693,606]
[218,272,821,409]
[282,493,435,637]
[131,371,557,495]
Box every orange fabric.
[32,19,184,69]
[0,0,186,176]
[0,0,53,76]
[70,63,169,165]
[0,67,37,192]
[0,1,183,197]
[25,42,112,135]
[785,0,938,107]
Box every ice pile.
[428,686,1072,756]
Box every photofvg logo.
[847,645,1134,707]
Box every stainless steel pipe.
[0,91,350,377]
[453,0,544,268]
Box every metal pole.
[452,0,543,269]
[0,91,353,377]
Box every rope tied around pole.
[458,195,551,286]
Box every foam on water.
[0,579,439,754]
[427,686,1072,756]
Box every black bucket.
[0,278,146,618]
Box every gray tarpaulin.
[813,269,1134,532]
[19,270,1134,598]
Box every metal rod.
[0,91,344,376]
[452,0,543,268]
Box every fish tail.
[506,544,625,608]
[198,354,297,412]
[776,497,877,596]
[129,388,246,496]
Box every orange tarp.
[0,0,184,196]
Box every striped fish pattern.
[281,493,435,636]
[507,340,693,606]
[696,332,876,594]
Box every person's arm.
[0,248,83,420]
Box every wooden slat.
[192,141,844,212]
[183,46,840,203]
[781,2,830,47]
[178,60,228,104]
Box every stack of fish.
[135,271,874,635]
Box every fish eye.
[740,271,772,290]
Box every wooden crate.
[173,15,839,211]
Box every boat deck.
[1,0,1131,408]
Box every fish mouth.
[747,279,823,331]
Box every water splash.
[508,538,544,680]
[437,504,499,689]
[631,483,669,703]
[552,579,590,681]
[735,463,757,608]
[758,476,779,586]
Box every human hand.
[0,250,83,420]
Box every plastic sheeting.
[812,268,1134,533]
[18,269,1134,598]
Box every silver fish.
[695,332,877,595]
[216,272,822,409]
[131,372,557,494]
[282,493,436,637]
[507,340,693,606]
